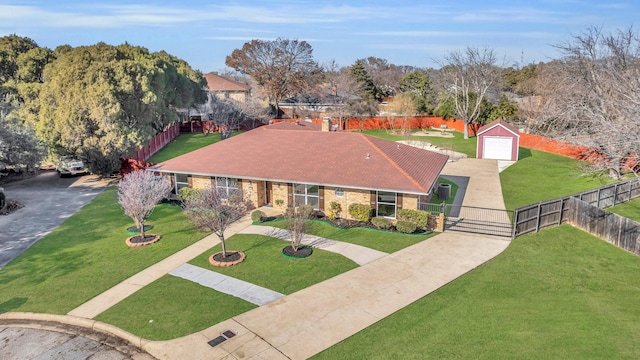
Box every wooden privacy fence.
[514,178,640,237]
[564,197,640,255]
[131,123,180,162]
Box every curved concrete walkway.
[239,225,389,265]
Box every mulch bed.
[126,224,154,234]
[125,234,160,247]
[282,245,313,259]
[209,251,246,267]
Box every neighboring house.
[151,120,449,219]
[476,119,520,161]
[203,72,251,103]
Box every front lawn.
[189,234,359,294]
[607,197,640,222]
[0,187,207,314]
[500,148,613,211]
[95,275,256,341]
[263,219,435,253]
[96,233,359,340]
[148,132,240,163]
[314,225,640,359]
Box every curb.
[0,312,146,351]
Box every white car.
[56,156,89,177]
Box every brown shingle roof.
[153,125,449,194]
[203,73,251,92]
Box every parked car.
[56,156,89,177]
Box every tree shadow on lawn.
[0,297,28,311]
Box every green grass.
[263,219,434,253]
[189,234,359,294]
[500,148,613,211]
[96,233,358,340]
[363,129,478,158]
[0,187,207,314]
[608,197,640,222]
[314,225,640,359]
[148,132,240,163]
[95,275,256,341]
[429,177,459,205]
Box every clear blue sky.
[1,0,636,72]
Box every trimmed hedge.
[395,220,418,234]
[397,209,430,228]
[251,210,265,223]
[371,217,393,230]
[348,203,372,222]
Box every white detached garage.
[476,119,520,161]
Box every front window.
[377,191,397,218]
[294,183,319,209]
[175,173,189,193]
[216,177,238,198]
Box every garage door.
[483,136,513,160]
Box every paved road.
[0,322,154,359]
[0,171,109,269]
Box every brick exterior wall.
[272,182,289,213]
[241,180,265,208]
[403,194,418,211]
[191,175,213,190]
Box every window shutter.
[187,175,193,187]
[287,183,294,207]
[319,186,325,210]
[397,193,403,209]
[370,190,377,206]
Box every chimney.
[322,117,332,132]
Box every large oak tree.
[225,38,321,117]
[38,43,206,175]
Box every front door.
[265,181,273,205]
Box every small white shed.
[476,119,520,161]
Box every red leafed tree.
[117,170,172,239]
[183,187,253,258]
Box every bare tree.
[439,47,502,139]
[322,60,361,128]
[285,205,313,252]
[386,92,417,136]
[183,187,253,258]
[543,26,640,178]
[225,38,322,117]
[118,170,172,239]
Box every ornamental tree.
[117,170,172,239]
[183,187,253,258]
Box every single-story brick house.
[151,121,449,219]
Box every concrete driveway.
[0,171,109,269]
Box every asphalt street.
[0,171,109,269]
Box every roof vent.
[366,153,370,159]
[397,144,401,149]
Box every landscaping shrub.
[178,187,200,203]
[371,217,393,230]
[251,210,265,223]
[397,209,430,228]
[348,203,372,222]
[327,201,342,220]
[395,220,418,234]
